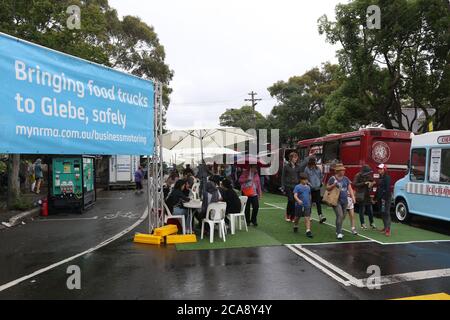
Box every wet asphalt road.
[0,188,449,300]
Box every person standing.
[304,157,326,224]
[376,164,392,237]
[33,159,43,194]
[293,173,313,238]
[346,186,359,235]
[239,165,262,226]
[353,165,376,230]
[282,152,301,222]
[259,167,266,193]
[134,166,144,194]
[327,164,355,240]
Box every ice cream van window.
[410,148,426,182]
[434,149,450,184]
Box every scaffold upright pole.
[149,81,164,233]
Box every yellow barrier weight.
[133,233,163,245]
[154,225,178,237]
[166,234,197,244]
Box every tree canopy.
[219,106,268,131]
[318,0,450,132]
[267,63,343,144]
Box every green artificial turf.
[176,227,281,251]
[176,193,363,251]
[263,193,450,244]
[176,192,450,251]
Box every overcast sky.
[109,0,345,130]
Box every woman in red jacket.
[239,165,262,226]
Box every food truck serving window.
[410,148,426,182]
[323,141,339,164]
[429,148,450,184]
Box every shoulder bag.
[323,177,340,207]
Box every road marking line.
[0,207,148,293]
[36,216,99,222]
[298,240,373,246]
[393,293,450,300]
[295,245,364,288]
[291,243,450,288]
[97,197,123,200]
[264,202,383,245]
[360,268,450,287]
[380,240,450,245]
[285,244,352,287]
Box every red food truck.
[297,128,413,195]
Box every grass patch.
[9,197,34,211]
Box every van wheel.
[395,200,410,223]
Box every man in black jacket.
[376,164,392,237]
[282,152,302,222]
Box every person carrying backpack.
[376,164,392,237]
[353,165,376,230]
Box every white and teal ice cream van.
[394,131,450,222]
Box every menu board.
[430,149,442,183]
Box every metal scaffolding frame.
[147,81,165,234]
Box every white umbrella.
[173,147,239,165]
[161,128,255,163]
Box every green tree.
[219,106,268,131]
[318,0,450,132]
[267,63,343,145]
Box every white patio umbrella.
[173,147,239,165]
[161,128,255,163]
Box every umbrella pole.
[200,131,207,199]
[200,131,204,164]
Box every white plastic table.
[183,200,202,234]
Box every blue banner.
[0,33,154,155]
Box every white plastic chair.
[190,183,201,200]
[201,202,227,243]
[227,196,248,235]
[163,202,186,235]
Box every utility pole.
[245,91,262,128]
